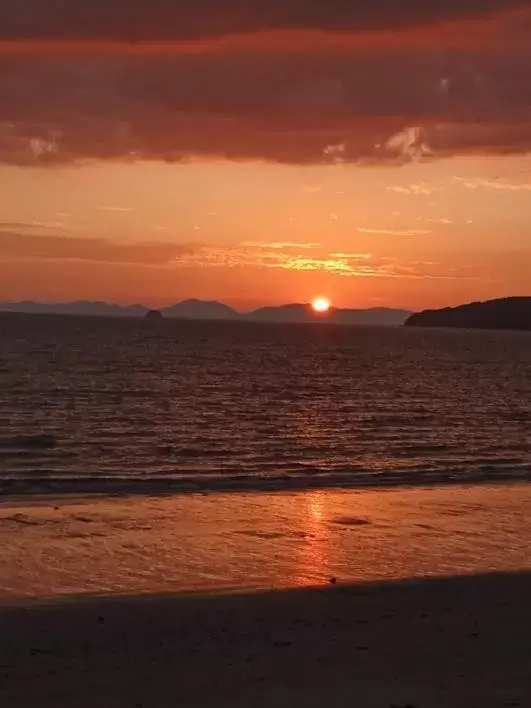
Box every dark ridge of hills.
[246,303,410,325]
[404,297,531,331]
[330,307,412,326]
[0,300,147,317]
[0,299,411,325]
[145,309,164,320]
[161,299,239,320]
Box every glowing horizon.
[0,2,529,310]
[311,297,332,313]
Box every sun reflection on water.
[291,490,331,587]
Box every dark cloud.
[1,0,528,40]
[0,8,529,165]
[0,232,201,264]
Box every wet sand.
[2,485,531,598]
[1,571,531,708]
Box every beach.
[2,484,531,707]
[1,572,530,707]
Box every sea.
[1,312,530,498]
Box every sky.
[0,1,530,311]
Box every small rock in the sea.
[329,576,337,585]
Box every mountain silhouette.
[405,297,531,331]
[161,299,239,320]
[0,300,146,317]
[0,299,411,325]
[245,303,410,325]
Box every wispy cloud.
[386,186,411,194]
[386,183,437,196]
[270,255,358,275]
[416,217,453,225]
[0,232,485,283]
[0,221,65,230]
[358,227,432,236]
[0,231,200,264]
[455,177,531,192]
[329,252,372,259]
[268,254,474,280]
[97,206,134,213]
[240,241,321,249]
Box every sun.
[311,297,331,313]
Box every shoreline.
[2,471,531,502]
[0,566,516,609]
[2,570,531,707]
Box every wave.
[1,464,530,498]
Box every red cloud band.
[0,9,529,166]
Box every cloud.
[0,7,530,165]
[386,183,437,195]
[272,255,406,277]
[416,217,453,224]
[329,252,373,259]
[2,1,527,40]
[0,221,65,230]
[240,241,321,249]
[455,177,531,191]
[323,143,347,164]
[386,186,412,194]
[265,253,477,279]
[0,231,490,283]
[0,231,200,264]
[97,205,134,212]
[358,227,432,236]
[383,127,434,162]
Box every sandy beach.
[1,571,530,707]
[2,485,531,707]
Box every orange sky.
[0,2,530,310]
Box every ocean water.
[0,312,530,497]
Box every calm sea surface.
[1,313,530,496]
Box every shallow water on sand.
[1,485,530,599]
[1,314,530,496]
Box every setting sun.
[311,297,331,313]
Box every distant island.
[144,309,163,320]
[405,297,531,332]
[0,299,411,326]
